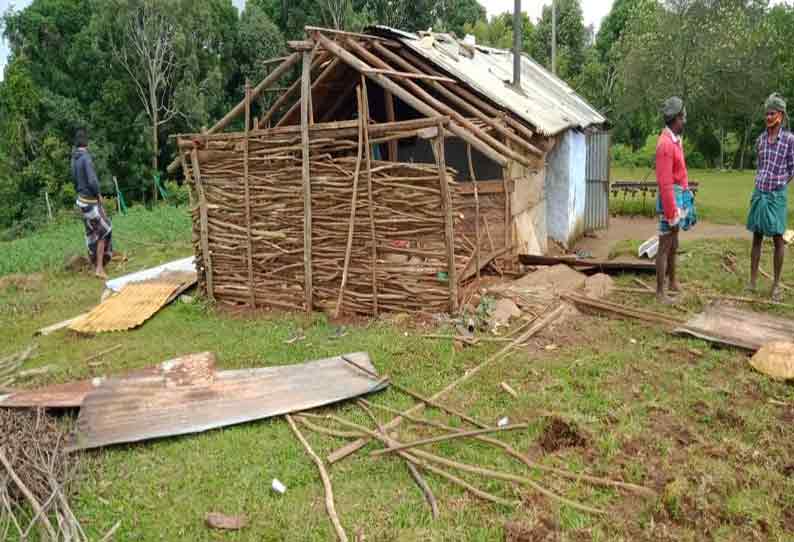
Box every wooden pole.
[313,33,509,168]
[276,56,339,127]
[191,149,214,301]
[334,87,365,318]
[113,176,122,212]
[285,415,349,542]
[166,52,301,173]
[361,76,379,316]
[384,90,397,161]
[467,144,481,281]
[344,37,535,167]
[370,42,542,157]
[434,120,458,313]
[243,80,256,307]
[301,50,314,314]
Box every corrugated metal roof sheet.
[371,26,606,136]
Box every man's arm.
[656,142,677,221]
[82,154,101,199]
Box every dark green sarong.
[747,187,788,236]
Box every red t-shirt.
[655,128,689,220]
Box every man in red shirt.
[655,97,697,304]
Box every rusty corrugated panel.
[0,353,216,408]
[677,303,794,351]
[68,352,385,451]
[69,272,196,334]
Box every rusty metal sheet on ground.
[68,351,385,451]
[68,271,196,334]
[676,303,794,351]
[0,354,216,408]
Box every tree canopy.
[1,0,792,231]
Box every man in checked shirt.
[747,93,794,301]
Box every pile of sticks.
[286,306,656,540]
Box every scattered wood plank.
[519,254,656,274]
[205,512,248,531]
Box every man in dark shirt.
[71,129,112,279]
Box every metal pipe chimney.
[513,0,521,88]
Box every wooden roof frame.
[169,27,546,174]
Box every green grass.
[611,167,794,225]
[0,205,191,276]
[2,205,794,541]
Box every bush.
[164,181,190,207]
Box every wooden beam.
[361,68,456,83]
[301,51,313,314]
[259,53,330,129]
[397,47,537,143]
[384,90,397,160]
[166,53,300,174]
[243,81,255,307]
[344,38,534,167]
[371,42,542,157]
[433,120,458,313]
[455,180,511,194]
[361,76,379,316]
[288,40,316,51]
[277,57,342,127]
[313,32,509,168]
[334,88,365,318]
[304,26,397,44]
[191,149,214,301]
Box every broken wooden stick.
[760,268,792,291]
[360,399,656,498]
[326,414,603,514]
[341,355,487,429]
[83,344,122,364]
[370,423,528,457]
[285,415,349,542]
[0,447,57,540]
[328,305,567,464]
[296,416,365,439]
[357,401,439,519]
[500,382,518,398]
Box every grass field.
[611,167,794,226]
[1,194,793,541]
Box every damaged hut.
[172,26,607,316]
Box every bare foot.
[669,281,683,294]
[95,270,108,280]
[771,285,783,303]
[656,293,676,305]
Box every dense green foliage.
[1,0,792,234]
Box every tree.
[530,0,586,83]
[462,12,533,51]
[109,0,180,182]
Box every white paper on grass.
[105,257,195,292]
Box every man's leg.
[656,233,673,303]
[749,232,763,292]
[772,234,785,301]
[667,227,681,292]
[95,237,107,279]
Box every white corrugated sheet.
[372,26,606,136]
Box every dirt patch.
[0,273,44,291]
[573,216,750,259]
[504,517,558,542]
[714,408,745,429]
[781,464,794,477]
[778,408,794,425]
[63,254,91,273]
[538,417,588,453]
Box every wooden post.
[301,50,314,314]
[384,90,397,161]
[360,76,379,316]
[112,176,121,213]
[191,149,214,301]
[335,87,366,318]
[435,120,458,313]
[467,144,480,281]
[243,80,256,307]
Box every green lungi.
[747,187,788,237]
